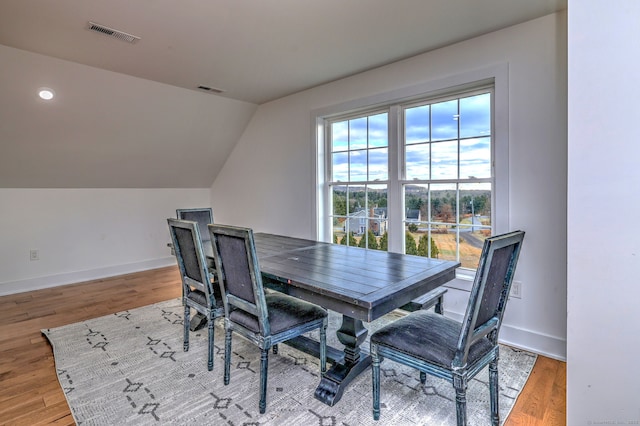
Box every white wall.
[567,0,640,423]
[0,188,209,295]
[212,13,568,359]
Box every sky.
[331,92,491,183]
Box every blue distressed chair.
[167,218,224,371]
[176,208,214,263]
[371,230,525,426]
[208,224,328,414]
[176,208,214,242]
[176,208,217,330]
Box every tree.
[406,196,423,210]
[417,234,429,257]
[440,203,454,223]
[358,234,367,248]
[431,197,441,214]
[340,232,358,246]
[417,235,440,258]
[408,223,418,233]
[333,192,347,216]
[430,237,440,258]
[405,232,417,255]
[475,194,489,216]
[363,229,379,249]
[379,231,388,251]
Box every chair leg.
[453,374,468,426]
[224,328,232,385]
[489,358,500,426]
[183,305,190,352]
[371,344,381,421]
[272,344,278,354]
[320,320,327,374]
[420,371,426,384]
[207,314,214,371]
[259,348,269,414]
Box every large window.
[402,91,492,269]
[322,85,496,272]
[330,112,389,250]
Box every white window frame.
[311,64,509,285]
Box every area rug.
[42,299,536,425]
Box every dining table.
[206,232,461,406]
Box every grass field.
[334,229,485,269]
[427,232,482,269]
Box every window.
[402,91,492,269]
[329,112,389,250]
[315,65,508,275]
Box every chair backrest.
[167,218,215,306]
[208,224,270,336]
[453,230,525,368]
[176,208,214,243]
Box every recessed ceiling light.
[38,88,55,100]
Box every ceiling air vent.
[197,85,225,94]
[87,21,140,44]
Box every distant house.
[406,208,421,224]
[345,207,388,236]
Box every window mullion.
[387,105,403,253]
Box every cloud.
[331,93,491,182]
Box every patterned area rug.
[42,299,536,425]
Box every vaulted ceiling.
[0,0,566,188]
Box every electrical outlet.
[511,280,522,299]
[30,249,39,261]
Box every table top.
[251,233,460,322]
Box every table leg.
[314,315,370,406]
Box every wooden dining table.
[218,232,461,406]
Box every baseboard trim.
[445,310,567,361]
[0,257,177,297]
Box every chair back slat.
[209,225,270,336]
[167,218,215,304]
[454,230,525,368]
[227,294,260,317]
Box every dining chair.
[208,224,328,414]
[176,207,214,262]
[176,208,214,242]
[371,230,525,426]
[175,208,218,332]
[167,218,224,371]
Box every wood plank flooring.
[0,266,566,425]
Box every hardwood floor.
[0,266,566,425]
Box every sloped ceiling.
[0,0,566,188]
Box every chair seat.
[229,292,327,335]
[371,310,493,370]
